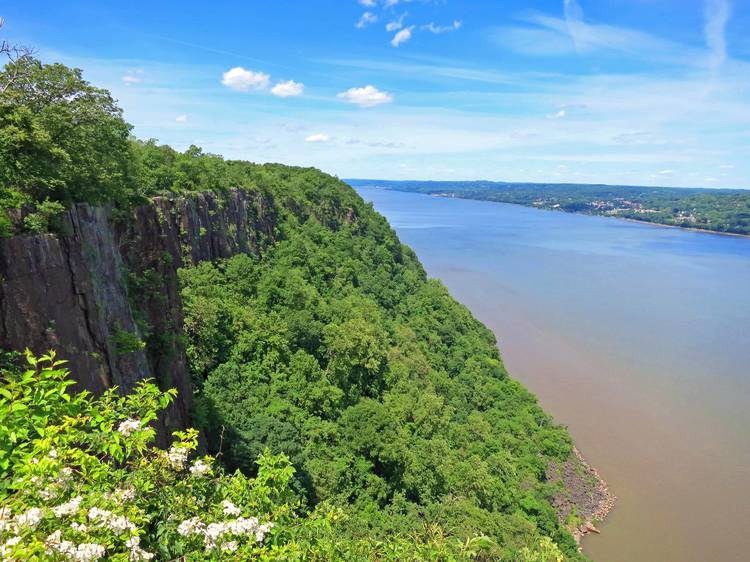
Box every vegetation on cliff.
[2,352,532,560]
[1,57,585,559]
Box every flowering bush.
[0,352,292,561]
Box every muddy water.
[356,186,750,562]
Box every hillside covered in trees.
[0,57,591,560]
[349,180,750,236]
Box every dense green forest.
[348,180,750,236]
[1,57,586,559]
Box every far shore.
[422,191,750,239]
[617,216,750,238]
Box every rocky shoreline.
[547,446,616,545]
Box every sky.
[3,0,749,188]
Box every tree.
[0,56,133,209]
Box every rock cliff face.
[0,188,276,441]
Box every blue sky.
[3,0,749,188]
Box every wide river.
[355,186,750,562]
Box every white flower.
[221,540,238,552]
[71,522,88,533]
[15,507,43,528]
[221,500,241,517]
[116,487,136,502]
[53,495,83,517]
[87,507,135,534]
[45,530,77,558]
[177,517,205,536]
[189,459,211,477]
[255,521,274,544]
[49,448,58,458]
[117,418,142,437]
[1,535,22,558]
[40,485,59,501]
[129,545,154,561]
[74,542,106,561]
[125,536,140,549]
[167,447,188,470]
[205,523,226,540]
[0,507,12,533]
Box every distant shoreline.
[425,191,750,240]
[350,182,750,240]
[617,216,750,238]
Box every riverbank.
[618,216,750,238]
[547,447,616,545]
[428,192,750,239]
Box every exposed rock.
[547,446,616,546]
[0,188,277,443]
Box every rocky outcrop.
[0,188,277,441]
[547,446,616,546]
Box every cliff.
[0,188,276,441]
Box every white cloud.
[359,0,376,6]
[356,11,378,28]
[221,67,270,91]
[175,115,188,123]
[548,109,566,119]
[122,69,143,86]
[704,0,731,72]
[305,133,330,143]
[719,164,735,169]
[391,26,415,47]
[271,80,304,97]
[386,13,407,32]
[337,85,393,107]
[658,169,674,175]
[423,21,462,34]
[494,3,704,65]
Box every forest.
[349,180,750,236]
[0,56,585,559]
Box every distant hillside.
[348,179,750,236]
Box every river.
[355,185,750,562]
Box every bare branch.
[0,17,36,93]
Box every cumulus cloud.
[271,80,304,97]
[221,67,270,91]
[337,85,393,107]
[305,134,330,143]
[359,0,376,6]
[386,13,407,32]
[548,109,566,119]
[356,11,378,28]
[423,21,462,34]
[391,26,415,47]
[175,115,188,123]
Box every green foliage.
[0,353,510,560]
[178,170,582,559]
[22,199,66,233]
[0,58,133,216]
[111,329,147,356]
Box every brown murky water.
[357,186,750,562]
